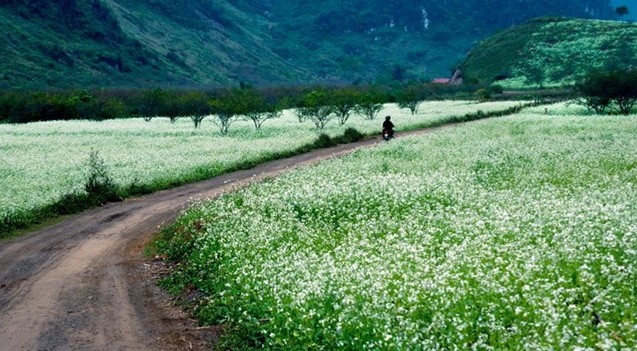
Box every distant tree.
[355,89,386,120]
[577,69,637,115]
[616,5,630,18]
[397,85,425,114]
[239,88,283,130]
[179,92,210,128]
[293,108,308,123]
[612,70,637,114]
[261,95,289,128]
[138,89,168,122]
[474,88,492,102]
[330,88,359,126]
[209,89,244,134]
[164,92,181,124]
[298,89,335,129]
[577,71,615,114]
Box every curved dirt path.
[0,133,397,350]
[0,126,449,350]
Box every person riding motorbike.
[382,116,395,140]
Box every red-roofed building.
[432,78,450,84]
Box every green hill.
[460,17,637,88]
[0,0,311,89]
[0,1,620,89]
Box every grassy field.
[152,108,637,349]
[0,100,523,236]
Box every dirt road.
[0,134,398,350]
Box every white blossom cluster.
[0,101,520,230]
[164,114,636,349]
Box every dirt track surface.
[0,132,416,350]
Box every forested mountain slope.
[0,0,618,89]
[460,17,637,87]
[0,0,310,89]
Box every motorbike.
[382,128,394,141]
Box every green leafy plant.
[84,150,119,204]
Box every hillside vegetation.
[0,0,309,89]
[0,0,618,89]
[461,17,637,88]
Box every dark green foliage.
[577,69,637,115]
[309,127,364,150]
[209,88,248,134]
[330,88,360,125]
[138,89,169,121]
[489,85,504,95]
[355,88,386,120]
[218,87,284,131]
[475,85,505,101]
[397,85,428,114]
[313,133,336,148]
[577,72,616,114]
[298,89,336,129]
[336,127,365,143]
[177,92,210,129]
[616,6,630,17]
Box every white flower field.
[3,98,636,349]
[154,109,637,349]
[0,100,520,234]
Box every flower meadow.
[0,100,522,235]
[153,113,637,349]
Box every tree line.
[3,68,629,133]
[0,83,479,132]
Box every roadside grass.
[151,113,637,349]
[0,100,528,238]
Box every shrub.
[313,133,335,148]
[336,127,364,143]
[84,150,119,205]
[475,88,491,102]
